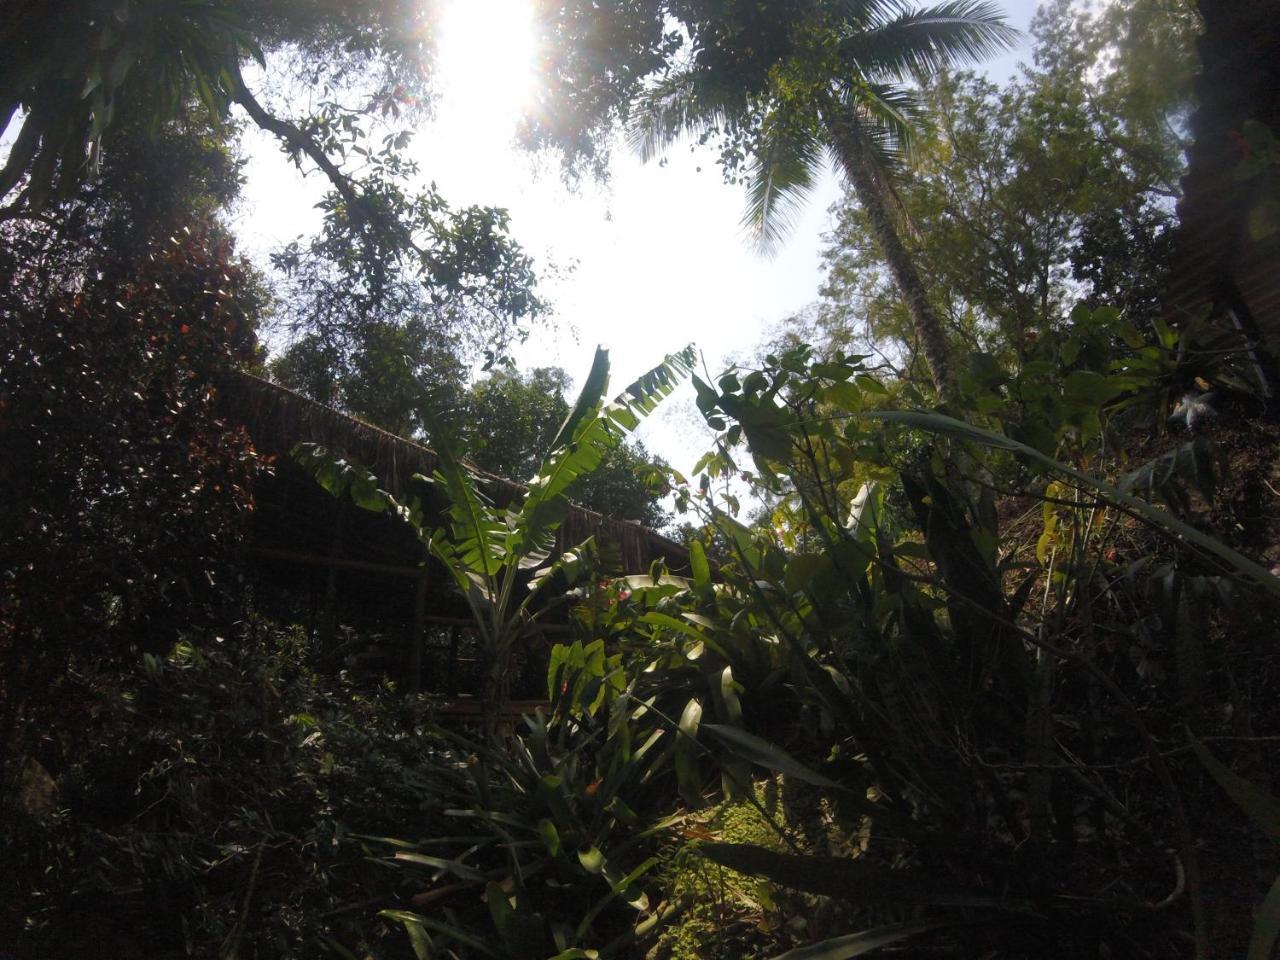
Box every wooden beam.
[437,699,549,718]
[410,564,429,695]
[446,624,460,698]
[249,546,424,579]
[320,500,347,646]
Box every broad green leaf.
[771,920,945,959]
[718,666,743,724]
[548,345,610,453]
[639,612,720,653]
[690,539,711,591]
[700,724,841,789]
[675,698,704,806]
[577,845,606,873]
[1249,198,1280,240]
[1189,738,1280,844]
[514,345,695,558]
[537,818,562,857]
[824,380,863,411]
[847,482,882,543]
[1063,370,1121,407]
[1248,874,1280,960]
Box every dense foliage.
[5,1,1280,959]
[1,622,449,958]
[793,0,1198,383]
[0,225,266,789]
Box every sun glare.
[435,0,538,133]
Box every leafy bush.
[0,226,268,799]
[0,621,449,959]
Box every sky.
[232,0,1046,479]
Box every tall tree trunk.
[822,106,955,399]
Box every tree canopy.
[793,0,1197,383]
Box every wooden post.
[320,498,347,647]
[410,564,429,694]
[447,625,461,698]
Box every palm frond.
[839,0,1020,81]
[626,64,738,163]
[837,79,924,168]
[741,112,829,255]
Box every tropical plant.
[379,663,690,959]
[802,0,1199,385]
[296,344,696,738]
[646,340,1280,958]
[464,366,674,530]
[621,0,1017,395]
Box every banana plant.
[295,344,696,739]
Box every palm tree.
[629,1,1018,397]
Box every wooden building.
[220,371,691,700]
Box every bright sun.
[435,0,538,133]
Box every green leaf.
[675,698,704,806]
[548,346,610,454]
[420,425,506,582]
[1062,370,1121,407]
[379,910,499,957]
[855,374,889,396]
[1189,738,1280,844]
[863,411,1280,600]
[770,920,945,959]
[847,482,882,544]
[718,666,743,724]
[740,112,825,254]
[485,882,546,956]
[537,818,562,857]
[1060,337,1080,366]
[1248,874,1280,960]
[393,851,488,883]
[486,880,516,941]
[690,539,711,591]
[823,380,862,412]
[577,845,606,873]
[514,345,695,559]
[700,724,840,789]
[692,374,721,416]
[1249,198,1280,240]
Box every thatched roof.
[222,369,691,575]
[1164,0,1280,363]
